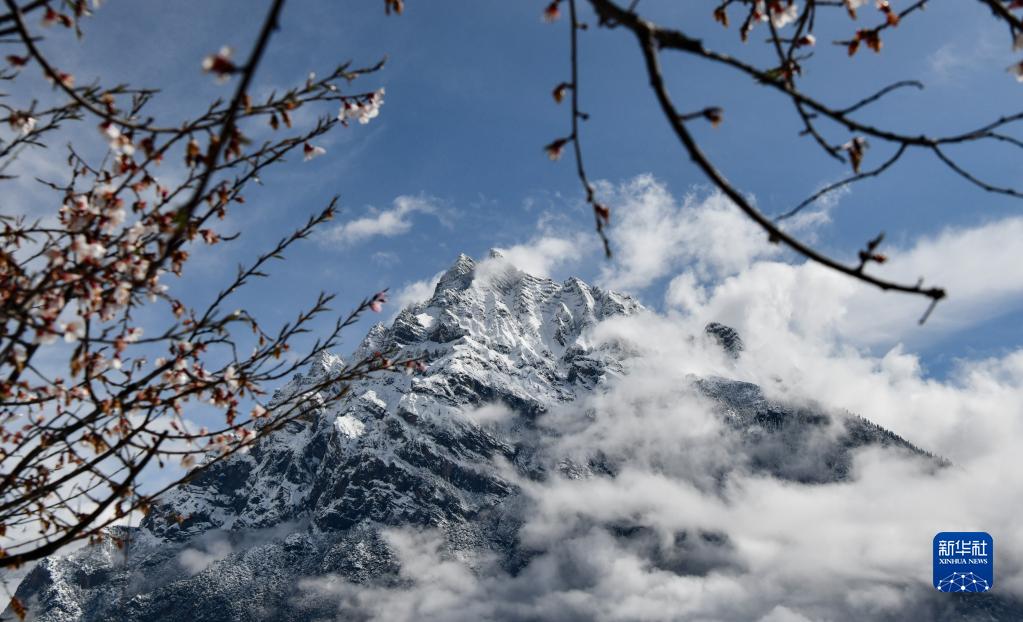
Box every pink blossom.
[1009,61,1023,83]
[202,47,236,83]
[34,327,58,345]
[113,281,131,306]
[42,7,72,28]
[71,235,106,261]
[100,123,134,155]
[544,138,568,161]
[844,0,868,17]
[542,1,561,22]
[8,112,36,136]
[369,290,388,313]
[303,142,326,161]
[61,321,85,343]
[766,1,799,28]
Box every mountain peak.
[705,322,744,359]
[384,254,644,364]
[308,350,344,377]
[433,253,476,294]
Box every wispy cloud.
[390,271,444,314]
[927,25,1005,85]
[480,234,589,280]
[371,251,400,267]
[318,195,446,247]
[680,214,1023,349]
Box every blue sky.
[15,0,1023,378]
[9,1,1023,603]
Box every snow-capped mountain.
[7,254,1018,621]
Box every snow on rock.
[333,414,366,440]
[7,253,989,622]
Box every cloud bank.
[468,174,1023,351]
[300,175,1023,620]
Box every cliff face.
[8,254,1010,621]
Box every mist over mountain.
[7,254,1019,622]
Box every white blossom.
[126,221,154,244]
[844,0,868,15]
[338,88,385,125]
[113,281,132,306]
[61,321,85,343]
[9,113,37,135]
[224,365,239,391]
[102,205,126,232]
[303,143,326,161]
[202,46,235,83]
[71,235,106,261]
[100,123,135,155]
[769,2,799,28]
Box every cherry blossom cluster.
[0,0,423,579]
[338,88,385,126]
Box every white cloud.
[561,174,1023,350]
[387,232,587,317]
[387,229,587,318]
[682,216,1023,350]
[517,309,1023,618]
[319,195,439,247]
[595,175,781,292]
[306,306,1023,620]
[479,234,588,281]
[842,217,1023,344]
[664,271,708,313]
[418,171,1023,355]
[371,251,400,267]
[178,538,233,576]
[298,175,1023,620]
[390,271,444,314]
[758,606,815,622]
[928,30,1002,85]
[460,403,515,426]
